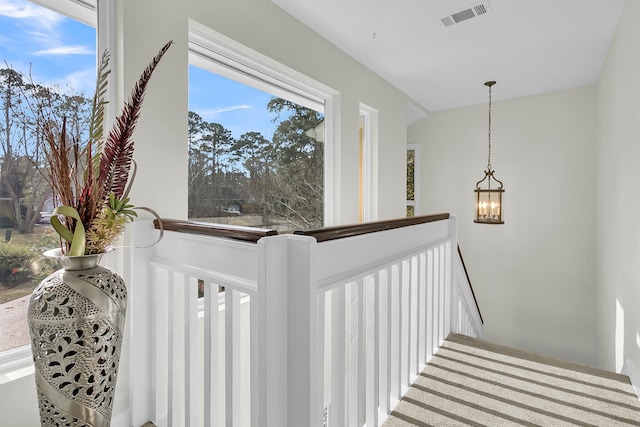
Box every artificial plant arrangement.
[37,41,172,256]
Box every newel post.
[127,220,158,425]
[448,215,459,336]
[258,234,320,427]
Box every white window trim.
[407,142,420,215]
[359,104,378,222]
[30,0,96,26]
[0,0,96,379]
[188,19,339,226]
[0,346,35,384]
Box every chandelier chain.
[487,82,492,171]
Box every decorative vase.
[27,248,127,427]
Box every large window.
[407,143,420,217]
[189,26,330,232]
[0,0,96,354]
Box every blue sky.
[0,0,96,94]
[0,0,278,141]
[188,65,277,140]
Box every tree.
[406,148,415,217]
[0,68,91,233]
[0,69,22,227]
[267,98,324,229]
[186,97,324,230]
[0,68,50,233]
[188,111,210,217]
[187,112,236,217]
[204,121,235,213]
[230,131,275,225]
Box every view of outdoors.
[407,147,415,217]
[188,65,325,231]
[0,1,326,353]
[0,0,96,352]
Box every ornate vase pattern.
[27,252,127,427]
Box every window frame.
[0,0,97,380]
[359,104,378,222]
[188,19,339,226]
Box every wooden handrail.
[153,215,483,324]
[293,213,450,243]
[457,245,484,325]
[154,218,277,243]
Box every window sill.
[0,345,34,385]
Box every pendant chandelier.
[474,81,505,224]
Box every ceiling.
[270,0,626,121]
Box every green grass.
[0,280,37,305]
[0,225,60,305]
[4,224,54,245]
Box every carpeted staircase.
[383,334,640,426]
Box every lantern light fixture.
[474,80,505,224]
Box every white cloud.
[0,0,62,30]
[200,105,252,119]
[214,105,252,114]
[27,29,58,45]
[0,1,94,59]
[35,45,93,56]
[56,67,95,96]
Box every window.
[188,22,335,231]
[0,0,96,359]
[407,143,420,217]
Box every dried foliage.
[33,41,173,255]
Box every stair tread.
[447,333,632,384]
[383,334,640,427]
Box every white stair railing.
[128,214,482,427]
[130,221,265,427]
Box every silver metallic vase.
[27,249,127,427]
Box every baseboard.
[111,409,131,427]
[622,358,640,401]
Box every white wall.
[0,374,39,426]
[596,0,640,379]
[408,85,599,366]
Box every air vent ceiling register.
[440,1,493,27]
